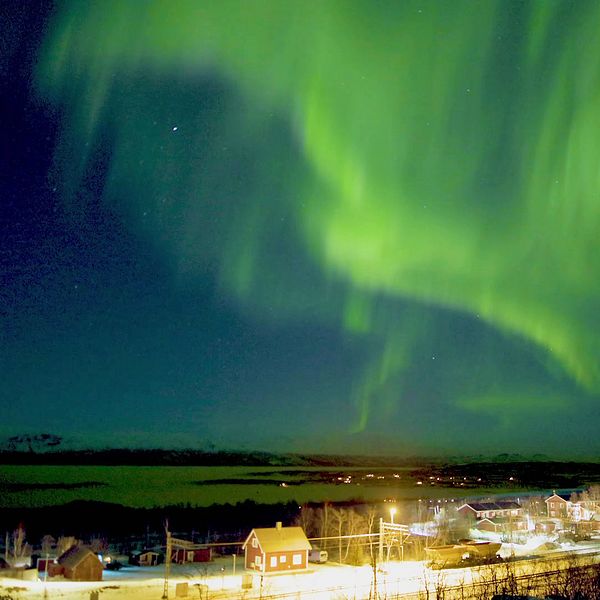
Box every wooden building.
[545,493,570,518]
[171,547,212,564]
[545,492,596,522]
[475,517,526,533]
[457,501,522,521]
[243,523,311,573]
[129,549,163,566]
[55,546,103,581]
[36,557,54,573]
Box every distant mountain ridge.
[0,447,583,466]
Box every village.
[2,488,600,599]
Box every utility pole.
[163,523,172,599]
[378,518,384,565]
[370,544,378,600]
[43,551,49,599]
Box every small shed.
[57,546,103,581]
[36,557,55,573]
[243,523,311,573]
[535,520,557,534]
[129,549,164,566]
[475,518,500,532]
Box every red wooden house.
[51,546,103,581]
[545,493,570,518]
[457,501,522,521]
[545,492,595,522]
[171,547,212,564]
[243,523,311,574]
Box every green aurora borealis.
[3,0,600,455]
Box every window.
[252,537,258,548]
[255,555,261,566]
[280,555,286,563]
[270,556,277,568]
[292,553,302,566]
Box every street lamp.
[389,507,397,524]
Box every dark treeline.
[0,500,301,547]
[1,481,106,492]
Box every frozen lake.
[0,465,524,508]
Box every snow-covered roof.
[545,493,570,502]
[243,526,311,553]
[459,501,521,511]
[58,546,100,569]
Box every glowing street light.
[389,507,397,524]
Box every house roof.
[243,526,311,553]
[545,493,570,502]
[459,501,521,512]
[58,546,100,569]
[476,515,525,526]
[475,518,499,528]
[131,549,162,556]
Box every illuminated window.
[255,555,261,566]
[270,556,277,568]
[280,555,286,563]
[252,537,258,549]
[293,553,302,566]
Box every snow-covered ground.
[3,543,600,600]
[1,558,427,600]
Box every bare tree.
[7,525,32,567]
[329,506,344,564]
[56,536,78,556]
[41,534,55,555]
[321,503,329,554]
[365,506,378,563]
[89,538,108,554]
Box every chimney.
[275,521,282,530]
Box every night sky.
[2,1,599,456]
